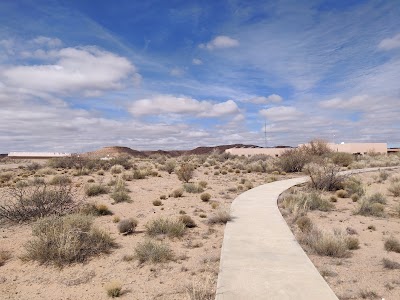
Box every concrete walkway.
[216,166,399,300]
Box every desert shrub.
[47,156,78,169]
[0,249,11,266]
[179,215,196,228]
[121,172,134,181]
[26,162,42,171]
[185,276,214,300]
[31,177,46,186]
[200,193,211,202]
[301,228,349,258]
[85,183,108,197]
[351,194,360,202]
[132,170,146,179]
[171,188,184,198]
[367,193,386,204]
[0,184,75,223]
[284,192,333,213]
[145,217,185,238]
[302,139,332,156]
[163,160,176,174]
[134,240,173,264]
[110,164,124,174]
[105,281,122,298]
[176,163,194,183]
[23,214,116,266]
[335,189,348,198]
[304,161,344,191]
[183,183,204,194]
[384,236,400,253]
[117,218,138,234]
[153,200,162,206]
[355,199,385,217]
[388,182,400,197]
[276,148,312,173]
[346,236,360,250]
[160,194,166,200]
[110,178,131,203]
[379,170,390,182]
[198,181,208,188]
[49,175,72,185]
[37,167,56,175]
[330,195,338,202]
[296,216,313,232]
[382,258,400,269]
[0,172,13,183]
[208,208,232,224]
[330,152,354,167]
[113,216,120,223]
[343,177,364,197]
[81,203,112,216]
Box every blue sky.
[0,0,399,152]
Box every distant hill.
[83,144,260,158]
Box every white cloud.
[199,35,239,50]
[319,95,370,110]
[170,67,184,77]
[378,33,400,50]
[129,95,239,118]
[2,46,137,94]
[192,58,203,65]
[31,36,62,48]
[245,94,283,104]
[259,106,301,121]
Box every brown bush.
[304,161,344,191]
[176,163,195,182]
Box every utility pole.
[264,120,267,148]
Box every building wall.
[225,148,291,157]
[8,152,71,158]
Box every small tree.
[176,163,194,183]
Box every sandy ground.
[0,157,293,300]
[279,169,400,300]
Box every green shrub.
[145,217,185,238]
[163,160,176,174]
[384,236,400,253]
[23,214,116,266]
[200,193,211,202]
[85,184,108,196]
[117,218,138,234]
[134,240,173,264]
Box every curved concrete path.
[216,166,400,300]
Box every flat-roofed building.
[8,152,71,159]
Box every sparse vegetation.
[134,240,173,263]
[388,182,400,197]
[85,183,108,197]
[304,161,344,191]
[145,217,185,238]
[171,188,184,198]
[179,215,196,228]
[176,163,195,183]
[200,192,211,202]
[384,236,400,253]
[208,208,232,224]
[105,281,122,298]
[81,203,112,216]
[382,258,400,269]
[117,218,138,234]
[0,249,11,266]
[183,183,204,193]
[296,216,313,232]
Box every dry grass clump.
[301,228,357,257]
[330,152,354,167]
[175,163,195,183]
[384,236,400,253]
[105,280,122,298]
[145,217,186,238]
[110,164,124,174]
[185,276,214,300]
[85,183,108,197]
[283,192,333,213]
[200,193,211,202]
[81,203,112,216]
[170,188,184,198]
[134,240,173,264]
[388,182,400,197]
[335,189,348,198]
[183,183,204,193]
[382,258,400,269]
[49,175,72,185]
[0,172,13,183]
[208,208,232,224]
[198,181,208,188]
[0,249,11,266]
[179,215,196,228]
[0,184,75,223]
[343,177,365,197]
[110,179,131,203]
[162,159,176,174]
[23,214,116,267]
[117,218,138,234]
[355,194,386,217]
[132,170,146,179]
[296,216,313,232]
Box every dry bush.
[185,276,214,300]
[0,249,11,266]
[152,199,162,206]
[343,177,365,197]
[335,189,348,198]
[302,139,332,156]
[132,170,146,179]
[276,148,312,173]
[208,208,232,224]
[300,228,350,258]
[179,215,196,228]
[81,203,112,216]
[346,236,360,250]
[145,217,186,238]
[134,240,173,264]
[367,193,387,204]
[162,159,176,174]
[85,183,108,197]
[26,162,42,171]
[0,172,13,183]
[388,182,400,197]
[0,184,76,223]
[330,152,354,167]
[384,236,400,253]
[282,192,333,213]
[355,194,387,217]
[49,175,72,185]
[110,179,131,203]
[200,193,211,202]
[105,280,122,298]
[171,188,184,198]
[23,214,116,267]
[110,164,124,174]
[176,163,195,182]
[304,161,344,191]
[117,218,138,234]
[183,183,204,194]
[382,258,400,269]
[296,216,313,232]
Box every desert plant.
[132,170,146,179]
[382,258,400,269]
[176,163,194,183]
[384,236,400,253]
[23,214,116,266]
[388,182,400,197]
[85,183,108,197]
[159,194,166,200]
[110,164,124,174]
[153,200,162,206]
[276,148,312,173]
[208,208,232,224]
[171,188,184,198]
[343,177,365,197]
[134,240,173,263]
[81,203,112,216]
[185,276,214,300]
[366,193,386,204]
[49,175,72,185]
[355,200,385,217]
[346,236,360,250]
[145,217,185,238]
[200,193,211,202]
[198,181,208,188]
[183,183,204,194]
[163,160,176,174]
[296,216,313,232]
[335,189,348,198]
[0,249,11,266]
[301,228,349,258]
[105,281,122,298]
[304,161,344,191]
[0,184,75,223]
[379,170,390,182]
[117,218,138,234]
[330,152,354,167]
[179,215,196,228]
